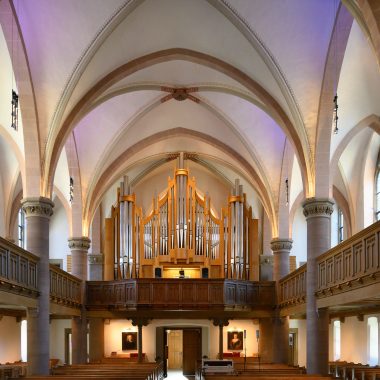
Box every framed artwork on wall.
[122,331,137,350]
[227,331,243,350]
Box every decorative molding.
[88,253,104,265]
[68,237,91,251]
[270,238,293,252]
[21,197,54,219]
[260,255,274,265]
[302,198,334,219]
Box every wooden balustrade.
[278,264,306,307]
[50,265,82,307]
[86,279,275,310]
[316,220,380,298]
[0,237,39,297]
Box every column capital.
[212,318,229,327]
[270,238,293,252]
[302,198,334,219]
[21,197,54,219]
[68,237,91,251]
[88,253,104,265]
[131,318,150,327]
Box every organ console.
[104,154,259,280]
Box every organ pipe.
[107,163,257,280]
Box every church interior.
[1,0,380,379]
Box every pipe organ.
[105,159,258,280]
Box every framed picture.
[227,331,243,351]
[122,331,137,350]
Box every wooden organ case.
[104,161,259,280]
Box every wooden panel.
[183,329,201,375]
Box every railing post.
[303,198,333,375]
[22,197,54,376]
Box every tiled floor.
[166,369,195,379]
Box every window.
[375,150,380,222]
[333,320,341,360]
[368,317,378,365]
[18,208,25,249]
[21,320,27,362]
[338,208,344,243]
[376,171,380,221]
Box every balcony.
[86,278,275,311]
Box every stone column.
[132,318,150,363]
[22,197,54,375]
[68,237,91,364]
[270,238,292,364]
[212,319,229,359]
[88,318,104,363]
[303,198,334,375]
[270,238,292,282]
[88,254,104,281]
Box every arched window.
[18,208,25,249]
[376,172,380,221]
[368,317,378,365]
[333,320,341,360]
[338,208,344,243]
[375,151,380,221]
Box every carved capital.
[21,197,54,219]
[302,198,334,219]
[88,253,104,265]
[68,237,91,251]
[212,318,229,327]
[131,318,150,327]
[270,238,293,252]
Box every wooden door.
[183,329,201,375]
[168,330,183,369]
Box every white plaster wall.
[50,319,71,365]
[0,316,21,363]
[291,207,307,267]
[340,316,368,364]
[290,319,306,367]
[104,319,259,361]
[49,196,69,271]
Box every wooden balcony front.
[86,278,275,312]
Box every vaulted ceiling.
[0,0,379,236]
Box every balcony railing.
[0,237,39,297]
[86,278,275,310]
[0,237,82,306]
[50,265,82,307]
[316,220,380,298]
[278,264,306,307]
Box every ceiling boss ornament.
[160,86,200,103]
